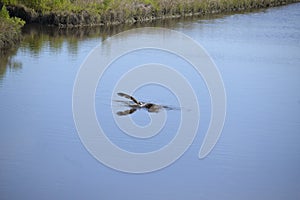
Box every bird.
[116,92,167,115]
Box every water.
[1,3,300,200]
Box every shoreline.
[1,0,299,51]
[5,0,300,27]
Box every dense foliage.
[2,0,296,14]
[0,5,25,50]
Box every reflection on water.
[114,92,178,116]
[0,10,252,81]
[0,50,22,82]
[20,19,188,56]
[0,18,185,81]
[1,3,300,200]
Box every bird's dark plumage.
[116,92,176,116]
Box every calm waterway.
[1,3,300,200]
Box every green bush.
[0,4,10,18]
[0,5,25,50]
[0,5,25,27]
[1,0,18,4]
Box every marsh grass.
[4,0,299,14]
[1,0,299,26]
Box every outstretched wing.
[117,92,140,105]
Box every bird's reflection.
[116,108,137,116]
[115,92,177,116]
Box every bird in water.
[115,92,175,116]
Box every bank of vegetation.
[2,0,300,27]
[0,4,24,51]
[0,0,299,51]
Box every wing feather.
[117,92,140,105]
